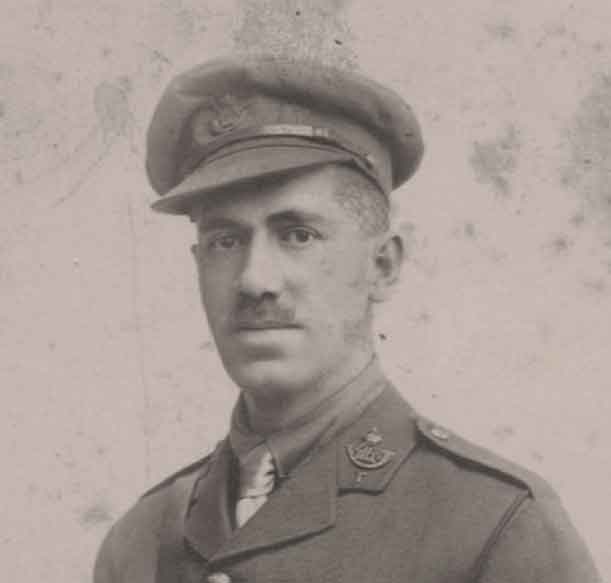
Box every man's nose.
[237,233,284,299]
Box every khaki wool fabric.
[94,384,600,583]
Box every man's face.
[193,165,394,398]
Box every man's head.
[145,56,423,399]
[190,163,403,399]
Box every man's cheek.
[201,285,233,326]
[342,318,370,348]
[316,253,339,278]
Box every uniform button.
[431,426,450,441]
[207,573,231,583]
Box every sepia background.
[1,1,610,580]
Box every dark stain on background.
[93,78,134,143]
[200,340,215,352]
[173,6,208,38]
[49,76,136,208]
[548,234,573,256]
[416,311,431,324]
[582,278,607,294]
[586,430,599,448]
[0,62,15,82]
[562,74,611,229]
[79,501,113,528]
[233,0,357,68]
[463,222,477,239]
[453,221,478,241]
[470,124,521,198]
[561,75,611,290]
[570,211,586,228]
[536,20,605,60]
[398,220,417,262]
[536,320,553,343]
[452,220,507,263]
[485,21,517,41]
[492,424,515,442]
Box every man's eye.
[209,234,242,250]
[281,228,319,246]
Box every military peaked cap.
[146,56,424,215]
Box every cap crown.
[146,57,423,214]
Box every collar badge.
[346,427,396,470]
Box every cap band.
[178,124,387,193]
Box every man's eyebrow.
[197,208,330,231]
[197,216,244,232]
[267,208,328,225]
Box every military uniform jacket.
[94,385,601,583]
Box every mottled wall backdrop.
[1,1,609,580]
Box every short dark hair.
[332,164,390,236]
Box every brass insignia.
[192,95,247,144]
[346,427,396,470]
[208,95,246,136]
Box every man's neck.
[241,351,376,435]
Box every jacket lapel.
[184,440,235,559]
[210,441,337,563]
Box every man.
[94,57,601,583]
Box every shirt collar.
[229,355,388,477]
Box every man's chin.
[224,358,310,395]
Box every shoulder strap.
[415,417,544,497]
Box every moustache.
[232,298,298,330]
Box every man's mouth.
[234,320,301,331]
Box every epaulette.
[140,450,215,499]
[415,417,552,499]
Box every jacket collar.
[337,383,419,493]
[229,356,386,478]
[183,383,419,564]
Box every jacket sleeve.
[476,492,601,583]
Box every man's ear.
[369,233,404,303]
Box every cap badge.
[192,95,247,145]
[208,95,246,136]
[346,427,396,470]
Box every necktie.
[235,444,276,528]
